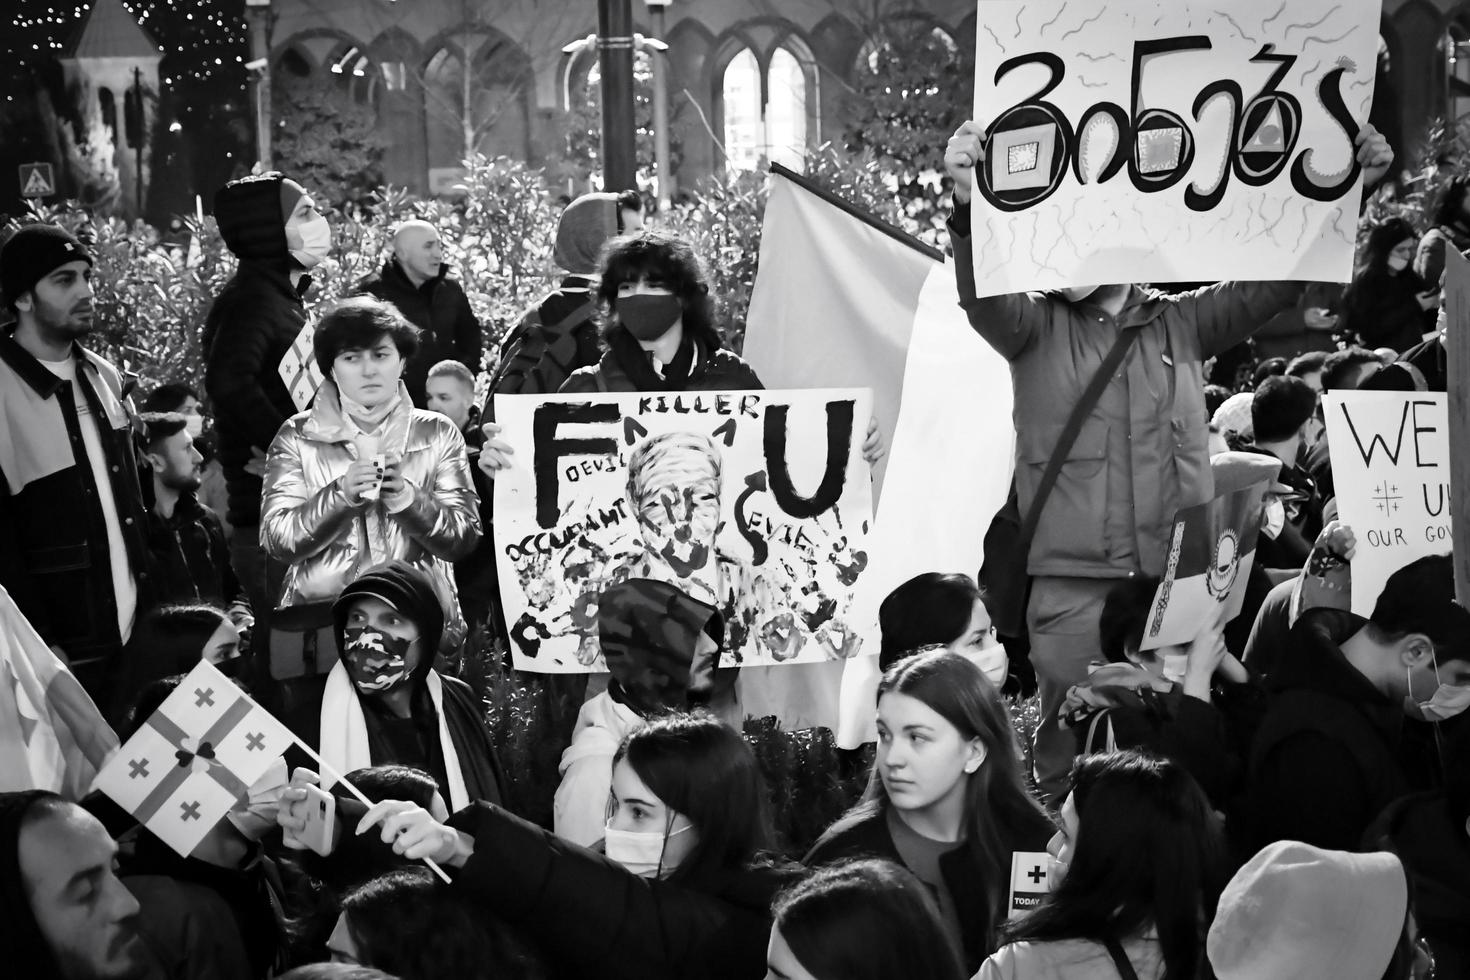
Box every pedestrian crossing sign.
[20,163,56,198]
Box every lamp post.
[645,0,673,209]
[597,0,636,190]
[245,0,272,169]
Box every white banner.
[971,0,1381,296]
[493,388,876,673]
[1323,391,1452,614]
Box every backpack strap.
[1015,325,1141,560]
[545,299,597,334]
[1101,937,1140,980]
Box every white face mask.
[1407,662,1470,722]
[1261,496,1286,540]
[184,414,205,439]
[964,645,1009,689]
[1161,651,1190,684]
[287,213,332,269]
[603,821,690,878]
[226,757,289,841]
[1386,254,1409,273]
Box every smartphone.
[360,453,386,501]
[282,783,337,855]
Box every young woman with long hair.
[978,750,1227,980]
[805,650,1054,973]
[300,712,797,980]
[765,858,966,980]
[1339,217,1438,353]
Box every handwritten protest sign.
[1324,392,1452,615]
[970,0,1380,296]
[1141,478,1268,650]
[492,389,875,673]
[1446,247,1470,604]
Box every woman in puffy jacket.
[261,296,481,639]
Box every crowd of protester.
[0,108,1465,980]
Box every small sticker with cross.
[1008,851,1055,920]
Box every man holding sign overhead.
[943,118,1394,799]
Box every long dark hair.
[1005,751,1226,980]
[828,651,1053,951]
[110,604,231,725]
[1354,217,1417,279]
[595,231,722,351]
[613,712,775,881]
[339,868,541,979]
[878,572,981,669]
[772,858,966,980]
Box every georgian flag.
[739,165,1014,747]
[94,659,296,856]
[279,316,326,412]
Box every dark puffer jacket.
[355,259,482,406]
[203,174,310,528]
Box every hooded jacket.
[1238,609,1413,855]
[560,329,763,395]
[554,580,721,846]
[448,799,798,980]
[204,174,311,528]
[287,561,505,808]
[259,381,480,619]
[355,258,481,406]
[949,204,1303,579]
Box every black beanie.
[214,171,302,263]
[332,561,446,679]
[599,579,723,715]
[0,790,68,979]
[0,224,93,310]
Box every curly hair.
[313,296,421,377]
[595,231,722,350]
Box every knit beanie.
[214,171,305,263]
[553,192,620,275]
[0,224,93,309]
[332,561,445,681]
[599,579,723,715]
[1211,391,1255,442]
[0,790,68,979]
[1207,841,1408,980]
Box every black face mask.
[617,294,683,341]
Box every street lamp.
[645,0,674,209]
[245,0,272,169]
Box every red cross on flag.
[278,316,326,412]
[93,660,297,856]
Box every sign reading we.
[1323,392,1452,615]
[970,0,1382,296]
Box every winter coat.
[975,934,1167,980]
[355,259,482,406]
[0,331,151,677]
[202,262,310,527]
[1060,664,1238,808]
[806,804,1055,974]
[560,334,764,394]
[949,205,1303,579]
[144,491,241,609]
[1339,267,1435,353]
[446,801,798,980]
[1238,608,1413,855]
[259,381,480,616]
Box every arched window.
[423,32,532,173]
[722,48,763,171]
[277,48,312,79]
[721,43,811,172]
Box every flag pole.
[767,161,945,263]
[293,740,453,885]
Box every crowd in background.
[0,112,1465,980]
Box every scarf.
[336,386,400,430]
[318,662,470,811]
[609,328,698,392]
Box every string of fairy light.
[6,0,249,101]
